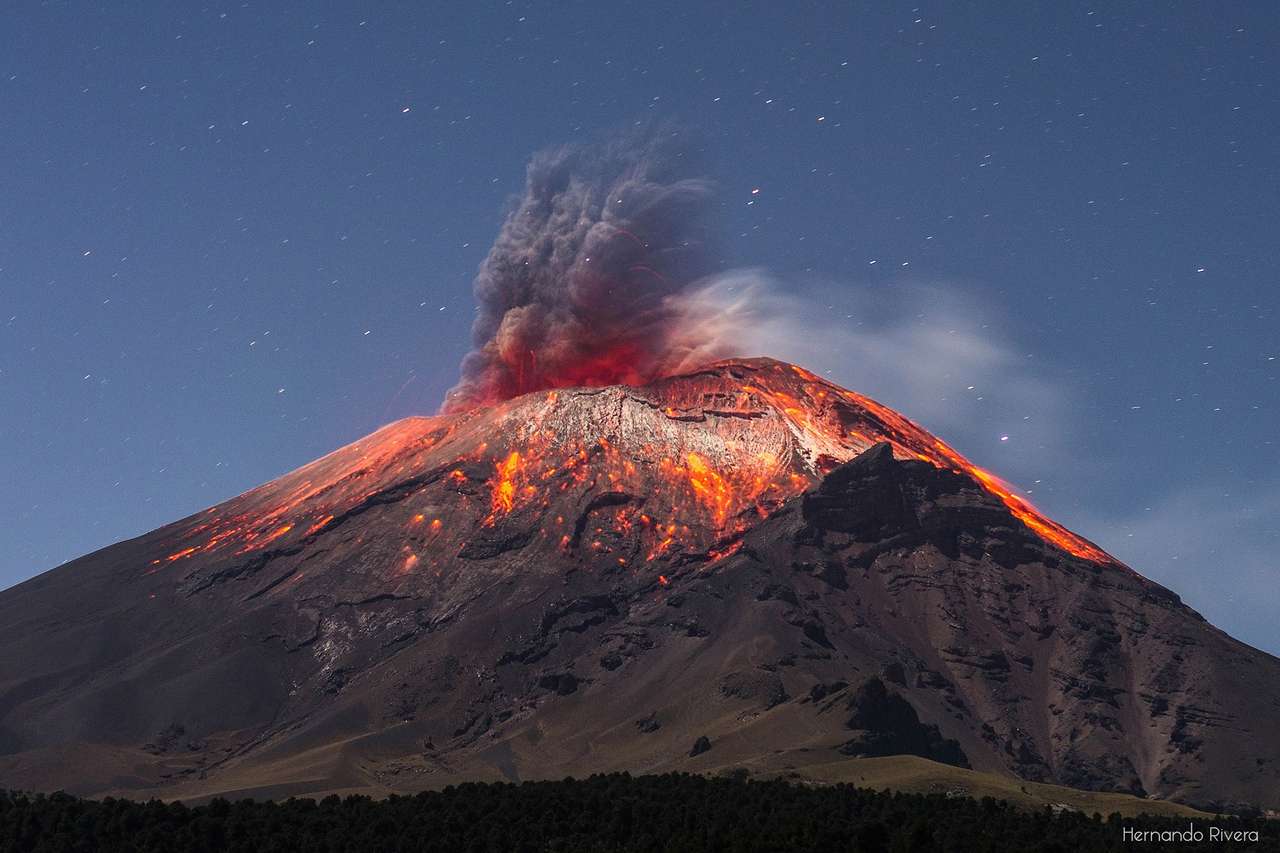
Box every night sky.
[3,3,1277,652]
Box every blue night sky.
[2,3,1277,652]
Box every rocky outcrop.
[838,678,969,768]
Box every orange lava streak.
[305,515,334,536]
[744,364,1115,565]
[707,540,743,563]
[962,465,1111,564]
[234,523,293,554]
[157,418,452,566]
[489,451,523,517]
[836,384,1112,564]
[682,452,734,527]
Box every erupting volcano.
[3,356,1280,812]
[3,136,1279,813]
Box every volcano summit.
[1,357,1278,811]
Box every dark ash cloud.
[443,132,722,412]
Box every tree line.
[1,772,1275,852]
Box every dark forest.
[3,774,1275,853]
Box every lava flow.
[151,358,1117,576]
[777,363,1113,564]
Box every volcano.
[1,358,1277,811]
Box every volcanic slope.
[0,358,1277,812]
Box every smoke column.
[442,132,728,413]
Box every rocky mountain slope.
[1,358,1276,812]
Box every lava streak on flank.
[681,453,734,527]
[775,362,1115,565]
[488,451,523,519]
[152,417,455,567]
[833,392,1111,562]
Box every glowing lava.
[489,451,523,518]
[681,452,734,527]
[152,358,1118,576]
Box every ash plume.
[442,133,727,412]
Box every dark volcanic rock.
[881,662,907,686]
[838,679,970,769]
[805,681,849,704]
[720,671,789,708]
[538,673,579,696]
[635,713,661,734]
[802,443,917,538]
[689,736,712,757]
